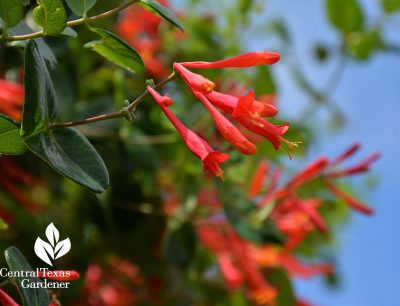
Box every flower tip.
[265,51,281,64]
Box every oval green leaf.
[84,27,145,74]
[22,40,57,137]
[32,0,67,35]
[140,0,184,32]
[4,246,50,306]
[0,113,27,155]
[0,0,23,28]
[65,0,97,16]
[326,0,363,34]
[24,127,109,193]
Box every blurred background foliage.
[0,0,395,305]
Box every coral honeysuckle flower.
[173,63,215,94]
[206,90,278,117]
[325,181,373,215]
[148,87,229,179]
[193,91,257,155]
[180,50,281,68]
[286,157,329,189]
[38,270,80,281]
[329,143,361,168]
[0,79,24,121]
[327,152,381,178]
[0,289,19,306]
[217,253,243,291]
[248,161,269,198]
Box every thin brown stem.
[4,0,139,42]
[126,72,176,111]
[49,111,123,129]
[49,72,177,130]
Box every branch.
[4,0,139,42]
[49,72,176,130]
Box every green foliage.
[0,114,26,154]
[140,0,185,32]
[25,128,109,193]
[382,0,400,13]
[4,247,50,306]
[0,0,23,28]
[0,217,8,230]
[165,222,197,267]
[65,0,97,16]
[84,27,145,74]
[32,0,67,35]
[267,269,296,306]
[21,40,57,136]
[326,0,363,34]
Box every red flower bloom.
[248,161,269,198]
[193,91,257,154]
[148,87,229,179]
[0,79,24,121]
[206,90,278,117]
[325,181,373,215]
[327,152,381,178]
[0,289,18,306]
[38,270,80,281]
[173,63,215,94]
[180,51,280,68]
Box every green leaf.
[0,0,23,28]
[65,0,97,16]
[0,113,27,155]
[25,127,109,193]
[4,246,50,306]
[22,40,57,137]
[164,222,197,267]
[58,27,77,38]
[267,269,296,306]
[140,0,184,32]
[8,22,57,66]
[84,27,145,74]
[326,0,363,34]
[382,0,400,13]
[32,0,67,35]
[20,0,30,5]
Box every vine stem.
[49,72,176,130]
[3,0,139,42]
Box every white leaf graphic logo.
[34,223,71,266]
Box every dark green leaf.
[140,0,184,32]
[65,0,97,16]
[32,0,67,35]
[0,113,27,154]
[8,22,57,66]
[24,127,109,193]
[165,222,197,267]
[20,0,30,5]
[326,0,363,34]
[21,40,57,137]
[58,27,77,38]
[4,246,50,306]
[267,269,296,306]
[84,27,144,74]
[0,0,23,27]
[382,0,400,13]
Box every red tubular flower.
[194,92,257,154]
[329,143,361,168]
[180,51,281,68]
[206,90,278,117]
[173,63,215,94]
[0,79,24,121]
[286,157,329,190]
[0,289,19,306]
[148,87,229,179]
[296,198,327,233]
[325,181,373,215]
[327,152,381,178]
[38,270,80,281]
[248,161,269,198]
[280,254,333,278]
[217,253,243,291]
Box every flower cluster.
[164,143,379,305]
[0,79,24,121]
[148,51,299,179]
